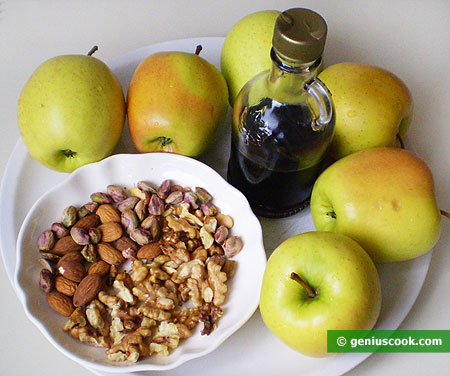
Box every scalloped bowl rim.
[14,152,266,373]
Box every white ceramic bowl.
[14,152,266,373]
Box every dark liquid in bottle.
[227,98,334,218]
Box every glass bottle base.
[227,156,314,219]
[249,197,310,218]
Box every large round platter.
[0,37,432,376]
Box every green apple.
[18,53,126,172]
[318,62,413,159]
[260,231,381,357]
[310,147,441,262]
[127,50,228,157]
[221,10,280,105]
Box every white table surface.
[0,1,449,375]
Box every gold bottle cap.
[272,8,328,64]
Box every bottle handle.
[305,78,333,131]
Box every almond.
[137,242,162,259]
[97,243,124,266]
[88,260,110,276]
[56,251,83,269]
[73,214,100,230]
[46,291,75,316]
[52,236,84,255]
[57,259,86,282]
[73,274,104,307]
[55,275,78,296]
[113,236,139,252]
[96,204,121,223]
[98,222,123,242]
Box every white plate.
[0,37,432,376]
[14,152,266,373]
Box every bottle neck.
[268,48,322,97]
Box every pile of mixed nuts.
[37,179,243,362]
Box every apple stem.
[290,272,317,299]
[157,136,173,147]
[195,45,203,55]
[327,211,337,219]
[440,209,450,220]
[62,149,76,158]
[87,45,99,56]
[396,133,405,149]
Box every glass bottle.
[227,8,335,218]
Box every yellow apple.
[318,63,413,159]
[310,147,441,262]
[260,231,381,357]
[221,10,281,105]
[18,54,126,172]
[127,51,228,157]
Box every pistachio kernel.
[130,228,152,246]
[195,187,213,204]
[107,185,128,203]
[39,269,54,293]
[61,205,78,227]
[38,229,55,251]
[90,192,113,204]
[81,244,98,263]
[88,227,102,244]
[148,194,164,215]
[121,209,140,234]
[70,227,90,245]
[51,222,69,238]
[117,196,139,212]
